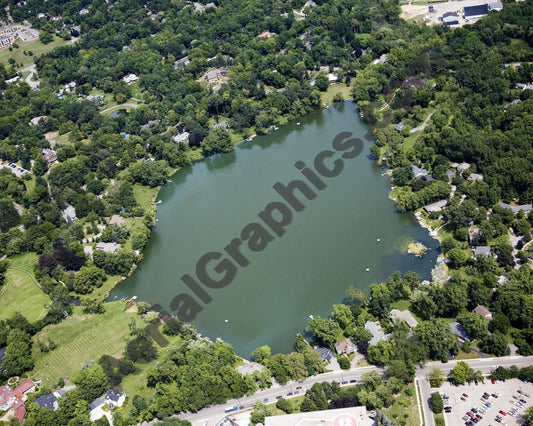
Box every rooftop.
[265,406,371,426]
[390,309,419,328]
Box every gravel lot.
[436,378,533,426]
[400,0,495,26]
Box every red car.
[499,410,507,416]
[463,393,469,398]
[491,378,495,384]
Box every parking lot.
[439,378,532,426]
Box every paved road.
[19,64,40,89]
[100,103,139,114]
[174,356,533,426]
[411,110,435,133]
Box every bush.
[338,356,351,370]
[430,392,443,413]
[276,397,293,414]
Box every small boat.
[377,238,381,242]
[308,314,314,319]
[155,200,162,204]
[365,268,370,272]
[224,319,229,323]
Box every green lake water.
[110,102,440,356]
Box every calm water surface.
[111,102,439,356]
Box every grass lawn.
[382,385,420,426]
[0,36,69,68]
[455,350,481,360]
[83,274,122,302]
[0,253,50,323]
[320,84,352,106]
[31,301,141,387]
[101,101,139,116]
[132,184,159,213]
[391,299,411,311]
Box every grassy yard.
[320,84,353,106]
[100,101,140,116]
[382,385,420,426]
[132,184,159,213]
[0,253,50,323]
[31,301,141,387]
[0,35,69,68]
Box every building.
[173,131,189,143]
[335,338,356,355]
[442,11,459,27]
[257,31,276,38]
[499,201,533,214]
[423,199,448,213]
[42,148,57,164]
[89,388,127,423]
[467,173,483,182]
[464,4,489,19]
[215,418,239,426]
[108,215,125,226]
[95,242,121,254]
[451,161,470,172]
[390,309,418,329]
[394,122,406,132]
[314,346,335,362]
[0,379,36,423]
[488,2,503,11]
[473,305,493,321]
[123,73,138,84]
[327,73,340,83]
[365,321,389,345]
[412,164,432,180]
[62,205,77,224]
[174,56,190,70]
[210,120,229,130]
[472,246,492,258]
[265,406,372,426]
[450,322,472,341]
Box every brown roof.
[334,338,356,355]
[14,379,35,395]
[473,305,492,317]
[108,215,125,226]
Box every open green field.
[32,301,141,386]
[0,35,69,68]
[100,101,140,116]
[0,253,50,323]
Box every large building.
[464,4,489,19]
[265,406,373,426]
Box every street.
[174,355,533,425]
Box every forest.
[0,0,532,424]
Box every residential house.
[123,73,138,84]
[468,226,480,245]
[472,246,492,258]
[450,322,472,342]
[499,201,533,214]
[257,31,276,38]
[108,215,125,226]
[0,379,36,423]
[423,199,448,213]
[95,242,121,254]
[488,2,503,11]
[62,205,77,224]
[174,56,190,70]
[89,388,127,423]
[412,164,432,180]
[451,162,470,172]
[173,132,189,143]
[30,116,47,126]
[314,346,335,362]
[327,73,340,83]
[467,173,483,182]
[335,338,356,355]
[364,321,389,346]
[390,309,418,329]
[210,120,229,131]
[42,148,57,164]
[394,122,406,132]
[473,305,493,321]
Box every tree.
[126,335,158,363]
[314,73,329,91]
[338,356,350,370]
[276,398,293,414]
[369,283,391,321]
[201,128,234,156]
[0,199,20,232]
[251,345,271,365]
[1,328,34,376]
[250,401,270,425]
[368,340,394,365]
[459,312,488,340]
[332,304,354,330]
[74,363,109,402]
[430,392,444,413]
[429,368,445,387]
[307,316,342,347]
[415,319,457,361]
[73,266,106,294]
[480,333,510,357]
[450,361,472,386]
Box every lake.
[110,102,440,356]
